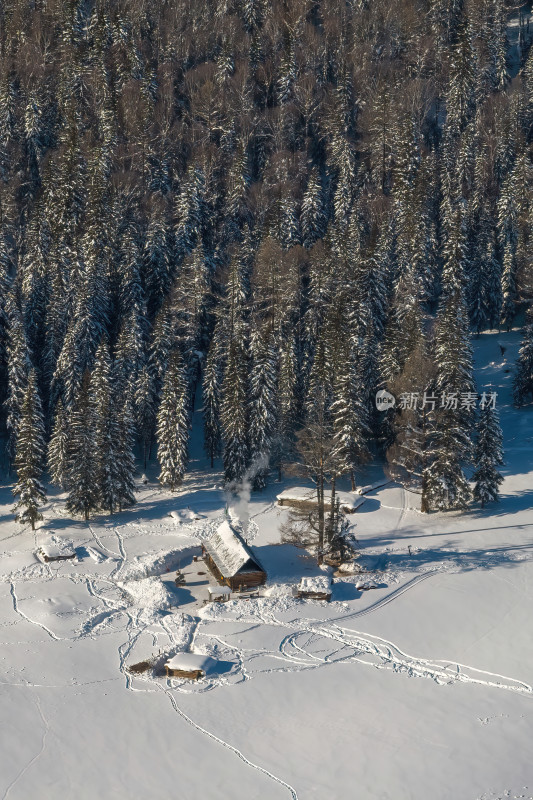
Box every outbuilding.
[164,653,216,680]
[295,575,332,601]
[207,584,231,603]
[276,487,364,514]
[202,520,266,591]
[36,546,76,564]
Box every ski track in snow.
[4,493,533,800]
[159,683,299,800]
[87,521,120,558]
[1,695,49,800]
[9,581,61,642]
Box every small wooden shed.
[296,575,332,602]
[276,487,364,514]
[164,653,216,680]
[202,520,266,591]
[36,546,76,564]
[207,585,231,603]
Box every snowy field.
[2,328,533,800]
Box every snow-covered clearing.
[1,329,533,800]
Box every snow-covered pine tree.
[91,338,121,514]
[248,328,278,490]
[47,399,70,489]
[175,164,207,263]
[156,350,190,490]
[135,363,157,469]
[498,166,519,330]
[144,199,172,318]
[274,328,299,478]
[514,319,533,406]
[203,338,222,468]
[445,10,477,137]
[473,401,504,507]
[331,345,370,491]
[386,339,436,497]
[221,335,249,484]
[422,292,474,511]
[114,384,137,511]
[220,258,249,485]
[301,167,327,249]
[469,209,502,332]
[66,371,98,520]
[5,292,31,466]
[12,370,46,530]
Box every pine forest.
[1,0,533,526]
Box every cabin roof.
[202,520,265,579]
[208,584,231,596]
[298,575,332,593]
[165,653,216,672]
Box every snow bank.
[169,508,206,524]
[118,577,174,622]
[119,549,190,581]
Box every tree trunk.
[350,470,356,492]
[329,474,336,545]
[317,474,324,565]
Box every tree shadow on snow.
[360,537,533,575]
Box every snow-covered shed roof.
[298,575,332,593]
[202,520,265,579]
[276,487,364,512]
[208,584,231,596]
[165,653,216,673]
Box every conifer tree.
[114,388,137,511]
[12,370,46,531]
[422,293,474,511]
[514,320,533,406]
[5,293,31,465]
[156,351,190,490]
[221,336,249,484]
[220,259,250,484]
[47,399,70,490]
[135,364,157,469]
[203,340,222,468]
[473,401,504,507]
[92,339,121,514]
[331,343,370,491]
[66,372,98,520]
[248,329,278,490]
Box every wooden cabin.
[277,487,364,514]
[295,575,332,602]
[164,653,216,680]
[36,546,76,564]
[202,520,266,591]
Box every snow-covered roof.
[165,653,216,673]
[208,584,231,596]
[202,520,264,579]
[39,546,64,558]
[277,487,316,502]
[36,545,76,562]
[355,479,390,496]
[298,575,332,593]
[277,487,364,511]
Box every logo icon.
[375,390,396,411]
